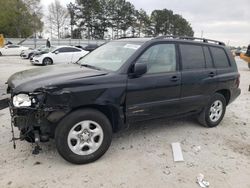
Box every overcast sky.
[41,0,250,46]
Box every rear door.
[126,43,181,122]
[178,43,217,113]
[70,47,85,63]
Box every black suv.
[7,36,240,164]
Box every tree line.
[0,0,194,39]
[0,0,43,38]
[64,0,194,39]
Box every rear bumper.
[229,88,241,104]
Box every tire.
[28,53,33,59]
[248,63,250,69]
[0,52,2,56]
[42,57,53,65]
[197,93,226,127]
[55,109,112,164]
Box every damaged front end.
[8,86,71,152]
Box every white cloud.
[128,0,250,46]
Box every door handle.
[170,76,179,82]
[208,72,215,77]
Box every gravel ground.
[0,56,249,188]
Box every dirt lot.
[0,56,249,188]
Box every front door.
[53,47,73,64]
[126,43,181,123]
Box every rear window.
[180,44,205,70]
[210,47,230,68]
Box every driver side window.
[137,44,176,74]
[57,48,67,53]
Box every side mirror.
[132,63,147,77]
[54,51,59,54]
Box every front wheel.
[198,93,226,127]
[55,109,112,164]
[42,57,53,65]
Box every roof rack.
[154,35,225,46]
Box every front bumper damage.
[8,89,71,153]
[10,105,53,143]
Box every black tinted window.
[57,48,66,52]
[203,46,213,68]
[8,45,19,48]
[210,47,230,68]
[180,44,205,69]
[57,47,80,53]
[68,47,81,52]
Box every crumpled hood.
[7,64,108,93]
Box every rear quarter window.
[180,44,205,70]
[210,47,230,68]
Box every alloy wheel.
[67,120,104,155]
[209,100,223,122]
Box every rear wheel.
[28,53,33,59]
[198,93,226,127]
[55,109,112,164]
[0,52,2,56]
[43,57,53,65]
[248,63,250,69]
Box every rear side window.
[67,47,81,52]
[203,46,213,68]
[57,47,81,53]
[210,47,230,68]
[8,45,19,48]
[180,44,205,70]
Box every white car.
[0,45,29,56]
[31,46,89,65]
[20,45,53,59]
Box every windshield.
[79,41,141,71]
[37,45,46,50]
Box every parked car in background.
[31,46,89,65]
[0,45,29,56]
[29,48,51,61]
[75,44,100,52]
[238,44,250,69]
[20,45,54,59]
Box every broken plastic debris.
[171,142,184,162]
[193,145,201,153]
[196,173,209,188]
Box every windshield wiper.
[81,64,102,71]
